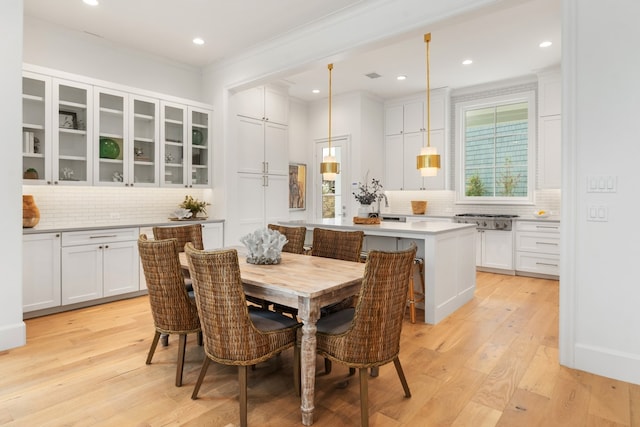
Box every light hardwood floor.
[2,272,639,426]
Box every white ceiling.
[23,0,561,102]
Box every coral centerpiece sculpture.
[240,228,288,265]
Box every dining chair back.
[311,228,364,262]
[152,224,204,252]
[184,243,301,427]
[314,245,417,427]
[137,234,201,387]
[267,224,307,254]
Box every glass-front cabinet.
[160,101,211,188]
[22,72,51,184]
[94,88,128,186]
[129,96,159,186]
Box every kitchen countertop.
[280,218,476,237]
[22,218,225,235]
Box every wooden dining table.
[179,248,365,426]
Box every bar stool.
[408,257,426,323]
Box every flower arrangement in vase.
[179,195,208,218]
[353,176,383,217]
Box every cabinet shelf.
[99,158,123,164]
[134,160,154,166]
[59,155,87,161]
[23,152,45,159]
[100,107,124,116]
[134,137,154,143]
[164,119,183,125]
[192,123,208,129]
[100,132,123,139]
[134,113,154,121]
[23,123,44,130]
[60,128,86,135]
[23,94,45,103]
[164,141,183,147]
[165,163,183,168]
[192,145,208,150]
[192,164,207,169]
[59,100,87,110]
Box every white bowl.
[533,210,549,218]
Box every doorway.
[315,135,349,219]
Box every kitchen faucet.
[376,193,389,213]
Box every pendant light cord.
[328,63,333,156]
[425,33,431,148]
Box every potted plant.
[179,195,208,218]
[353,177,383,217]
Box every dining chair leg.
[324,358,332,374]
[146,331,161,365]
[191,357,211,399]
[161,333,169,347]
[393,357,411,398]
[408,272,417,324]
[176,334,187,387]
[294,344,301,396]
[197,331,203,346]
[359,367,369,427]
[239,365,248,427]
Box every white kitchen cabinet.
[476,229,514,271]
[129,95,160,186]
[384,89,449,191]
[234,85,288,125]
[160,101,212,188]
[236,113,288,176]
[515,220,560,278]
[201,222,224,250]
[537,69,561,189]
[61,228,139,305]
[236,173,288,238]
[94,87,129,186]
[22,74,94,186]
[23,233,61,312]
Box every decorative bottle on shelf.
[22,195,40,228]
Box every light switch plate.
[587,205,608,222]
[587,175,617,193]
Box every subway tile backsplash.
[23,186,212,229]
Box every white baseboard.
[574,343,640,385]
[0,321,26,351]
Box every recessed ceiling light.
[539,41,553,48]
[462,59,473,65]
[312,89,320,94]
[192,38,205,45]
[83,0,99,5]
[397,75,407,81]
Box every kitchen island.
[279,218,477,324]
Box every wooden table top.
[179,249,366,300]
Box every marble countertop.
[279,218,476,237]
[23,218,225,235]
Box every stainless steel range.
[453,213,519,231]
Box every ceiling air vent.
[365,72,382,79]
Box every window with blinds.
[456,91,536,204]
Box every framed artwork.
[59,110,77,129]
[289,163,306,210]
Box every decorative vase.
[22,195,40,228]
[357,204,373,218]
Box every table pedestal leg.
[299,301,319,426]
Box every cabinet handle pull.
[536,225,559,230]
[536,262,558,267]
[536,242,559,246]
[90,235,117,239]
[265,162,269,174]
[264,175,269,187]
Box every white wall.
[287,98,311,222]
[23,16,203,102]
[560,0,640,384]
[0,0,26,351]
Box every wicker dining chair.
[152,224,204,345]
[267,224,307,254]
[313,245,417,427]
[137,235,202,387]
[184,244,302,427]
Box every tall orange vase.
[22,195,40,228]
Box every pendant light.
[320,63,340,181]
[416,33,441,177]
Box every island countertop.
[279,218,476,237]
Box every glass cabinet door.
[160,102,187,187]
[189,107,211,187]
[54,79,92,185]
[130,96,159,186]
[22,72,51,184]
[95,88,127,186]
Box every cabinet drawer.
[516,232,560,254]
[516,252,560,276]
[62,227,139,246]
[516,221,560,233]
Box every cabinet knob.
[105,245,109,249]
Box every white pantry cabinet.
[23,233,61,312]
[61,228,140,305]
[537,69,561,189]
[236,173,289,238]
[234,85,288,125]
[384,88,449,191]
